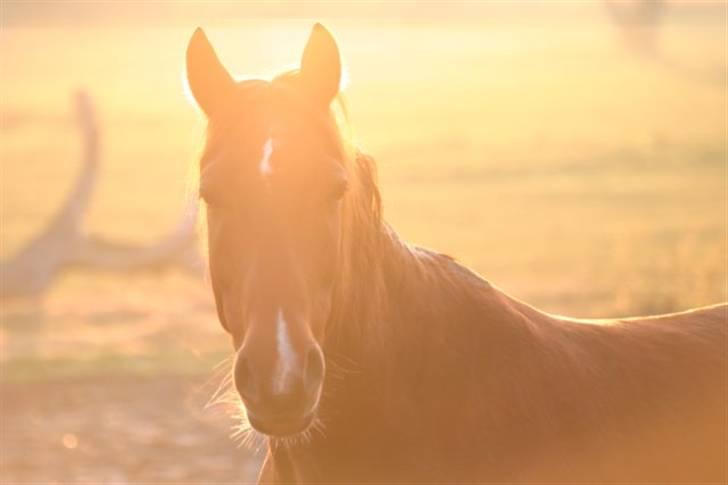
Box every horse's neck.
[328,227,548,414]
[307,225,724,481]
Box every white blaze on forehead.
[259,138,274,177]
[274,308,297,394]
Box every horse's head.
[186,24,350,436]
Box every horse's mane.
[265,71,488,359]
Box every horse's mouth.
[247,410,315,437]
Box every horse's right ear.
[186,28,235,117]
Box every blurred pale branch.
[0,92,203,300]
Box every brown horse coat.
[259,230,726,483]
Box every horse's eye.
[329,179,348,202]
[200,186,225,209]
[199,187,214,205]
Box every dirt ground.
[0,375,263,484]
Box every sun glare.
[1,1,725,483]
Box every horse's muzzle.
[247,408,316,437]
[234,342,325,436]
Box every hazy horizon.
[2,1,723,28]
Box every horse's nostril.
[304,346,325,392]
[234,355,254,401]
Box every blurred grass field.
[0,5,726,482]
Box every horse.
[185,23,727,483]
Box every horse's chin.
[247,410,316,437]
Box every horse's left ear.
[300,23,341,107]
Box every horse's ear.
[300,23,341,107]
[186,28,235,117]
